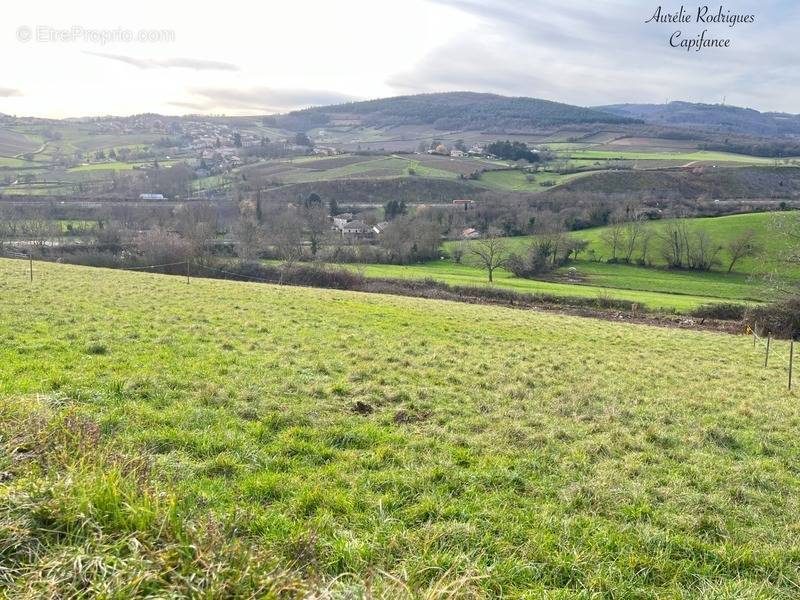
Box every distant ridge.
[595,101,800,137]
[276,91,640,132]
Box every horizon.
[2,0,798,118]
[2,93,795,122]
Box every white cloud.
[0,0,796,116]
[176,87,359,113]
[85,52,239,71]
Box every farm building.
[372,221,389,235]
[461,227,480,239]
[139,193,166,200]
[340,220,370,236]
[332,213,354,229]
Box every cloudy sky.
[1,0,798,117]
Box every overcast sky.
[2,0,798,118]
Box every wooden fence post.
[29,250,33,282]
[765,333,771,368]
[186,259,190,284]
[789,339,795,391]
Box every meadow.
[349,261,735,312]
[560,150,792,165]
[2,258,800,597]
[448,212,790,276]
[304,213,783,313]
[427,212,790,308]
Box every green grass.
[473,169,591,191]
[472,212,791,276]
[350,260,732,311]
[560,261,769,301]
[561,150,792,164]
[436,212,794,305]
[2,258,800,596]
[67,159,182,172]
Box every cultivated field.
[1,259,799,597]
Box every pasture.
[349,261,732,311]
[428,211,793,306]
[559,150,790,164]
[453,212,791,277]
[315,213,782,312]
[1,259,799,597]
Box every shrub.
[746,298,800,339]
[691,303,747,321]
[223,261,365,290]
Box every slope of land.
[336,213,788,310]
[1,259,799,597]
[546,166,800,200]
[597,101,800,137]
[279,92,640,132]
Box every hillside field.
[448,212,792,276]
[431,212,791,307]
[311,213,785,313]
[2,259,800,596]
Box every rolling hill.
[277,92,641,132]
[597,101,800,138]
[546,166,800,200]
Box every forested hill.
[596,101,800,137]
[276,92,640,131]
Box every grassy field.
[67,159,183,172]
[350,261,735,311]
[2,258,800,596]
[430,212,792,306]
[307,213,785,312]
[452,212,790,276]
[473,169,592,192]
[561,150,791,164]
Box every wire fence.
[746,323,796,390]
[3,248,798,390]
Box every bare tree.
[621,218,646,263]
[21,220,59,248]
[173,203,218,257]
[135,228,192,265]
[450,242,466,264]
[725,229,761,273]
[660,219,691,268]
[762,212,800,298]
[600,216,625,261]
[271,212,304,271]
[233,217,264,261]
[639,228,654,266]
[687,229,721,271]
[303,205,329,257]
[470,234,508,283]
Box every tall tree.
[725,229,761,273]
[470,234,508,283]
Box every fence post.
[765,333,771,368]
[29,250,33,282]
[753,321,757,347]
[186,259,190,284]
[790,339,795,391]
